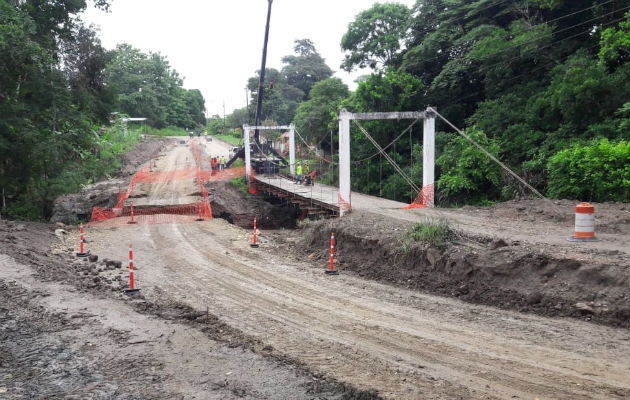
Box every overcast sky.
[81,0,416,117]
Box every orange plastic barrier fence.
[125,166,246,184]
[90,140,243,226]
[401,183,434,209]
[90,203,202,226]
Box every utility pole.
[253,0,273,145]
[245,87,250,124]
[222,100,226,135]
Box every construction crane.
[226,0,288,172]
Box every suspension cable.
[352,118,421,164]
[353,120,421,194]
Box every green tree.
[599,11,630,70]
[247,68,301,125]
[0,0,116,219]
[294,78,349,145]
[105,44,205,129]
[436,128,503,205]
[341,2,412,71]
[342,69,425,202]
[207,114,224,135]
[281,39,333,98]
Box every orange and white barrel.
[572,202,596,240]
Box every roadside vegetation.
[145,126,190,137]
[221,2,629,206]
[2,1,628,221]
[0,1,207,220]
[405,218,453,250]
[230,176,253,199]
[213,134,242,146]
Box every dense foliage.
[0,0,206,220]
[547,138,630,202]
[105,44,206,129]
[229,1,628,205]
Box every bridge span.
[253,173,406,219]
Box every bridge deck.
[254,175,342,215]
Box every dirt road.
[82,139,629,399]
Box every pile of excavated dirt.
[195,137,299,229]
[207,180,299,229]
[50,138,165,225]
[284,208,629,328]
[118,136,166,177]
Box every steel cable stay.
[427,107,563,215]
[353,120,421,194]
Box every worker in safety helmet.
[296,161,302,184]
[303,161,311,185]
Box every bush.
[436,128,502,205]
[546,138,630,202]
[145,126,189,136]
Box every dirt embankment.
[50,138,165,225]
[285,209,629,328]
[207,180,299,229]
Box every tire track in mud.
[87,141,627,399]
[132,220,627,400]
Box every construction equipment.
[226,0,288,173]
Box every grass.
[405,218,452,249]
[213,134,241,145]
[230,176,252,199]
[145,126,189,136]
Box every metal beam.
[244,125,292,130]
[244,127,251,182]
[344,111,426,121]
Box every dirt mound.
[119,137,165,177]
[207,180,298,229]
[290,211,630,327]
[50,138,165,225]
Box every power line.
[430,39,602,111]
[406,2,624,70]
[349,13,627,166]
[409,0,512,40]
[476,13,627,75]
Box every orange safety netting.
[128,167,246,184]
[89,140,244,226]
[401,184,434,209]
[191,141,213,218]
[90,202,205,227]
[248,167,257,194]
[338,193,352,213]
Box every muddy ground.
[208,180,299,229]
[0,219,379,399]
[2,137,628,398]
